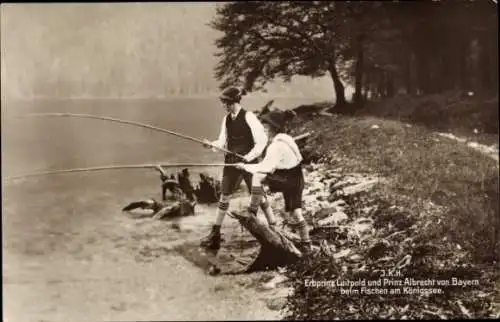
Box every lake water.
[1,96,319,321]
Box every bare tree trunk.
[377,70,385,98]
[386,72,395,97]
[363,69,370,101]
[328,60,347,107]
[458,39,470,91]
[229,211,302,272]
[405,52,413,95]
[353,35,365,104]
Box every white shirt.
[243,133,303,174]
[211,105,268,161]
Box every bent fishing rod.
[4,154,307,181]
[20,112,311,157]
[4,162,235,181]
[5,131,311,181]
[11,113,311,181]
[20,113,245,159]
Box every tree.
[358,0,498,97]
[210,1,351,106]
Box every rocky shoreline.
[264,161,498,319]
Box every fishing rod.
[5,129,311,181]
[4,162,235,181]
[20,113,245,159]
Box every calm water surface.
[1,96,318,320]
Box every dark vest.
[225,109,254,163]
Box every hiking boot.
[200,225,223,251]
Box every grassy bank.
[281,94,499,319]
[335,90,499,145]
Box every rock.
[361,206,376,215]
[319,240,334,256]
[304,164,316,172]
[341,178,380,195]
[313,207,336,220]
[333,249,352,259]
[259,274,288,291]
[347,254,363,262]
[208,265,221,276]
[330,199,347,207]
[308,181,325,193]
[331,179,352,190]
[430,190,448,206]
[350,218,374,236]
[367,240,391,260]
[317,211,349,226]
[371,124,380,129]
[354,217,374,225]
[213,284,226,292]
[266,297,287,311]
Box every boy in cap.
[201,87,278,251]
[235,109,313,254]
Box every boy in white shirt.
[235,109,312,254]
[200,87,277,251]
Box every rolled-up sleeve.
[244,111,268,161]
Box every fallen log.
[152,199,196,220]
[194,172,221,204]
[228,210,303,272]
[122,197,196,220]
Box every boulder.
[341,178,380,196]
[317,211,349,226]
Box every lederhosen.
[221,108,257,195]
[262,138,304,212]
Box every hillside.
[278,95,499,319]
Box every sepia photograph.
[1,1,498,320]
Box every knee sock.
[215,199,230,226]
[291,209,311,243]
[260,197,277,226]
[248,186,265,215]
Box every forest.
[211,1,498,106]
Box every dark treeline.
[211,1,498,106]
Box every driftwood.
[121,198,196,220]
[123,166,197,219]
[194,172,221,204]
[229,210,303,272]
[152,199,196,220]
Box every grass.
[344,90,499,145]
[292,113,498,261]
[282,95,499,319]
